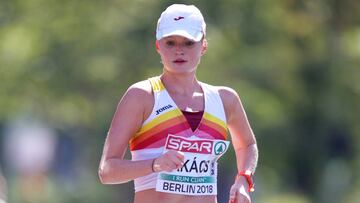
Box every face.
[156,35,207,74]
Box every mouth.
[173,59,187,64]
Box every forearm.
[99,158,153,184]
[235,143,258,174]
[229,143,258,201]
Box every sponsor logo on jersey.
[214,141,227,155]
[156,104,173,115]
[166,135,213,154]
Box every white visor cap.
[156,4,206,42]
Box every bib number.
[156,135,229,196]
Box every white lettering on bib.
[156,134,229,195]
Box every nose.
[175,44,184,55]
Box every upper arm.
[219,87,256,150]
[100,81,153,161]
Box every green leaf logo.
[214,141,227,155]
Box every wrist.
[236,170,255,192]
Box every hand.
[153,150,184,172]
[228,176,251,203]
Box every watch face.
[244,170,252,176]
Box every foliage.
[1,0,359,202]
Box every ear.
[201,39,208,55]
[155,40,160,54]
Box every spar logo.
[166,135,213,154]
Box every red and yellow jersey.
[130,76,228,192]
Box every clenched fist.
[152,150,185,172]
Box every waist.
[134,189,217,203]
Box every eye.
[165,40,175,46]
[184,40,195,46]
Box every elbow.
[98,164,129,184]
[98,164,115,184]
[98,167,109,184]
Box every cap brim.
[156,27,203,41]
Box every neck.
[160,72,200,95]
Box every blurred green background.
[1,0,359,202]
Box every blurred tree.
[0,0,359,202]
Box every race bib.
[156,134,229,195]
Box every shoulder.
[216,86,240,107]
[217,86,239,99]
[119,79,153,109]
[116,79,154,121]
[216,86,242,122]
[125,80,152,98]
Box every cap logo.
[174,16,184,21]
